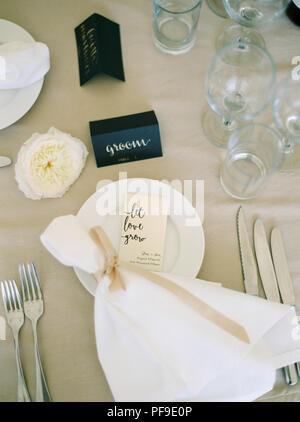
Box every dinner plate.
[74,178,205,296]
[0,19,44,129]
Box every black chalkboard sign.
[75,13,125,86]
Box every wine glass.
[217,0,290,51]
[206,0,229,18]
[272,75,300,171]
[202,41,276,148]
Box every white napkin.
[41,215,300,402]
[0,41,50,89]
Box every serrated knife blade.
[271,227,295,306]
[236,206,258,296]
[254,219,280,303]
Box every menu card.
[119,193,168,271]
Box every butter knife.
[254,219,297,386]
[271,228,295,306]
[0,156,12,168]
[237,206,258,296]
[271,227,299,384]
[254,219,280,303]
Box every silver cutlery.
[254,219,298,386]
[271,227,300,381]
[0,280,31,402]
[19,262,51,402]
[271,228,296,307]
[236,206,258,297]
[0,156,11,168]
[254,219,281,303]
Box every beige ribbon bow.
[90,226,250,344]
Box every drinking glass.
[272,75,300,171]
[203,41,276,148]
[217,0,290,50]
[220,123,284,199]
[152,0,203,55]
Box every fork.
[0,280,31,402]
[19,263,51,402]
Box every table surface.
[0,0,300,402]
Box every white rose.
[15,127,88,200]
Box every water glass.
[152,0,203,55]
[220,123,284,200]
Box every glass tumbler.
[152,0,203,55]
[220,123,284,200]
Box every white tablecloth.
[0,0,300,402]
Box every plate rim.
[74,178,205,296]
[0,18,44,129]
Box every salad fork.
[19,262,51,402]
[0,280,31,402]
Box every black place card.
[75,13,125,85]
[89,111,163,168]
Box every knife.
[271,228,295,306]
[254,219,280,303]
[271,227,299,384]
[254,219,297,385]
[0,156,12,168]
[236,206,258,296]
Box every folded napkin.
[0,41,50,89]
[41,215,300,402]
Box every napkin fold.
[41,215,300,402]
[0,41,50,89]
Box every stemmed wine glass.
[206,0,290,51]
[206,0,228,18]
[272,75,300,171]
[202,41,276,148]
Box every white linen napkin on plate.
[41,215,300,402]
[0,41,50,89]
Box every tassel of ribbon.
[90,226,250,344]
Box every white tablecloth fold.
[0,41,50,89]
[41,215,300,402]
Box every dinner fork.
[0,280,31,402]
[19,262,51,402]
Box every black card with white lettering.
[75,13,125,85]
[89,111,163,167]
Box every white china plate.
[0,19,44,129]
[74,178,205,296]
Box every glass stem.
[222,118,237,131]
[282,137,295,154]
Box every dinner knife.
[254,219,297,385]
[236,206,258,296]
[271,227,299,384]
[271,228,295,306]
[254,219,280,303]
[0,156,12,168]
